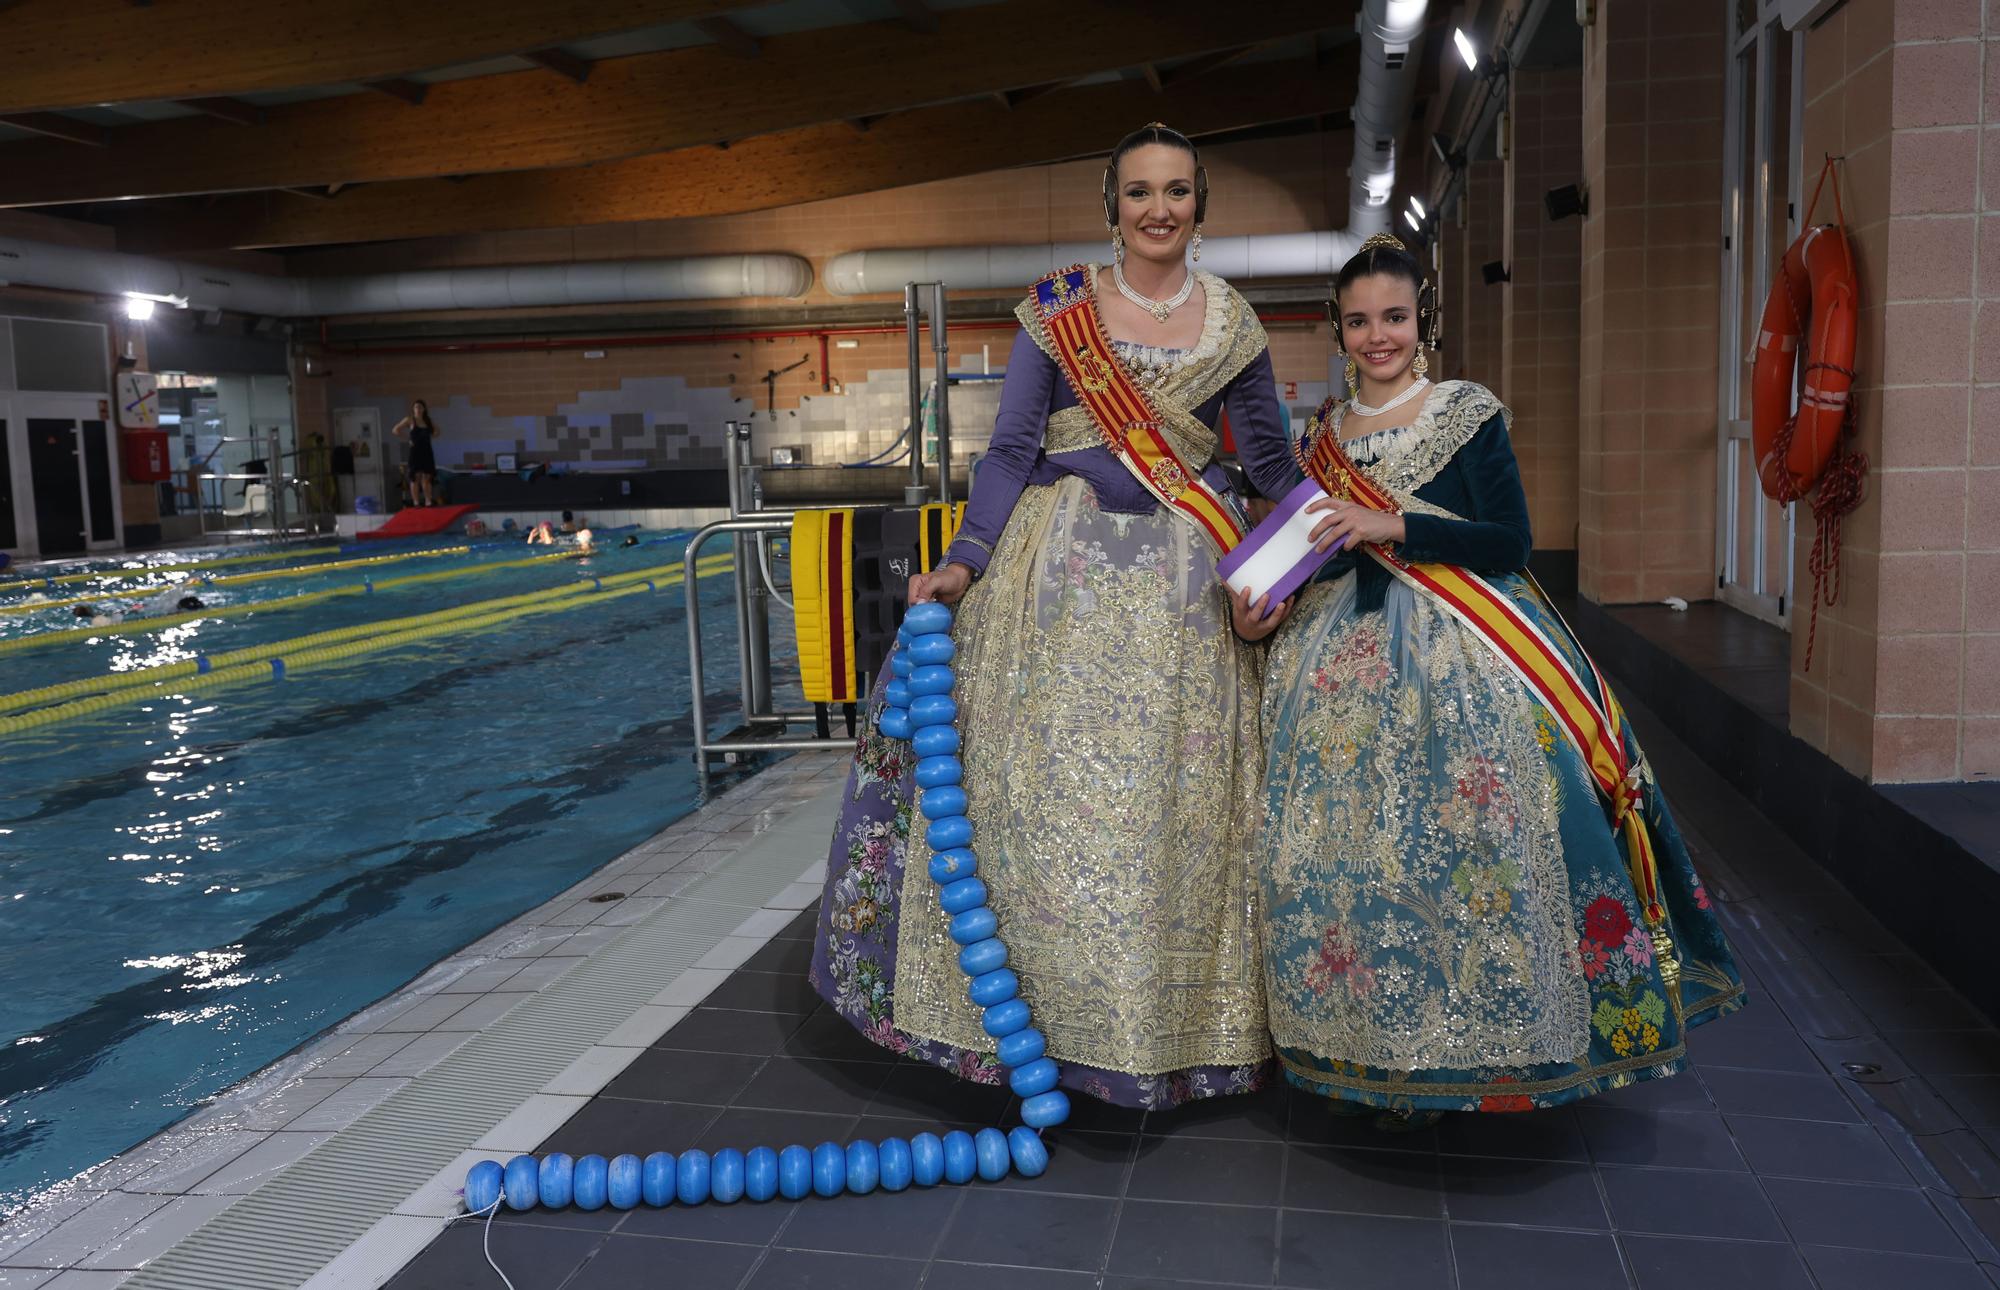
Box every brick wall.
[1791,0,2000,782]
[1504,69,1584,551]
[1578,0,1726,605]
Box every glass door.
[1716,0,1803,626]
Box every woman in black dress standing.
[391,399,441,508]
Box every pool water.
[0,534,803,1214]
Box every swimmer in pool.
[620,535,639,548]
[526,522,556,545]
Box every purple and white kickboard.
[1217,477,1349,609]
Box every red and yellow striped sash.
[1032,266,1244,555]
[1301,409,1665,922]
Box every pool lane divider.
[0,544,346,594]
[0,555,735,734]
[460,600,1069,1222]
[0,546,476,616]
[0,548,617,658]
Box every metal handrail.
[683,512,857,769]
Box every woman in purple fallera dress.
[809,125,1297,1108]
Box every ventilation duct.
[827,0,1428,296]
[0,238,814,317]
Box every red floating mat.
[354,504,482,540]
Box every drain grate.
[123,777,841,1290]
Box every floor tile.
[560,1232,760,1289]
[695,1106,860,1154]
[1106,1201,1278,1286]
[1798,1245,1995,1290]
[1687,1023,1823,1074]
[742,1249,925,1290]
[1004,1130,1134,1197]
[1577,1108,1748,1171]
[287,1076,409,1131]
[742,938,814,975]
[734,1057,890,1117]
[1597,1166,1784,1241]
[940,1190,1117,1271]
[1129,1137,1284,1206]
[1144,1085,1291,1142]
[1437,1157,1609,1229]
[701,968,823,1015]
[1727,1115,1914,1184]
[1450,1224,1629,1290]
[862,1062,1012,1125]
[785,1012,905,1064]
[1700,1068,1864,1124]
[1288,1098,1439,1152]
[123,1130,264,1195]
[1284,1146,1443,1218]
[536,1098,720,1157]
[1277,1211,1450,1289]
[190,1130,333,1195]
[75,1194,239,1271]
[10,1194,167,1269]
[1590,1073,1715,1114]
[611,1194,797,1245]
[1761,1178,1968,1257]
[778,1184,962,1259]
[379,1221,601,1290]
[1435,1108,1589,1162]
[1620,1233,1812,1290]
[927,1265,1098,1290]
[600,1047,766,1105]
[653,1006,806,1055]
[1932,1077,2000,1130]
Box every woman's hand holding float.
[1231,585,1293,642]
[910,563,974,606]
[1306,497,1405,552]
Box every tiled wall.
[1578,0,1727,606]
[1455,160,1508,392]
[1790,0,2000,782]
[1504,70,1585,551]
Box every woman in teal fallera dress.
[1237,236,1745,1125]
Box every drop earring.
[1411,342,1429,378]
[1191,224,1203,262]
[1344,352,1359,396]
[1110,227,1126,265]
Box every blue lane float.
[462,599,1068,1216]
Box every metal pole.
[722,422,758,726]
[741,426,773,719]
[683,531,712,766]
[903,283,928,505]
[929,283,952,506]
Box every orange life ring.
[1751,224,1858,503]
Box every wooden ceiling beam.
[364,78,429,106]
[521,48,593,83]
[1157,45,1260,88]
[113,55,1359,253]
[0,113,108,147]
[888,0,938,33]
[0,0,771,116]
[0,0,1353,207]
[693,16,760,58]
[180,97,267,126]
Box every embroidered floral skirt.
[809,477,1273,1108]
[1258,571,1745,1113]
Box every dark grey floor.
[389,690,2000,1290]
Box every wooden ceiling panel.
[0,0,769,115]
[0,0,1353,207]
[115,56,1357,253]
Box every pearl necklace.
[1348,376,1429,418]
[1113,260,1196,323]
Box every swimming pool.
[0,534,801,1214]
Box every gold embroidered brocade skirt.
[891,477,1272,1075]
